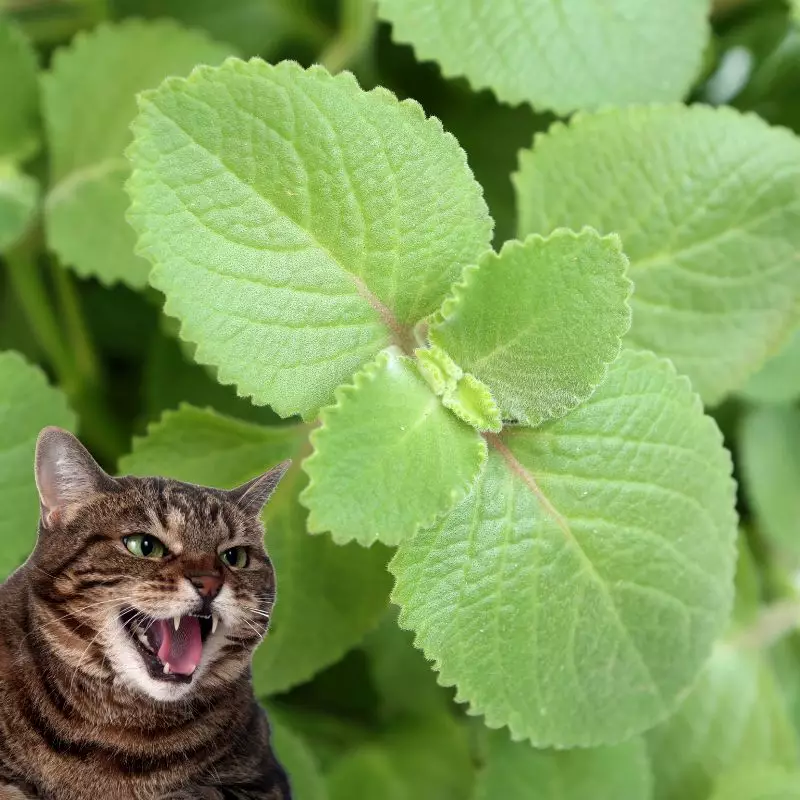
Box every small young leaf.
[431,230,631,427]
[126,59,492,419]
[377,0,710,114]
[0,351,76,579]
[42,20,233,287]
[709,765,800,800]
[739,405,800,555]
[738,328,800,405]
[515,105,800,405]
[0,161,37,252]
[475,728,652,800]
[300,349,487,546]
[391,349,736,747]
[441,373,502,433]
[646,644,798,800]
[0,18,39,162]
[119,406,392,695]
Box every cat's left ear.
[226,460,292,517]
[35,427,116,528]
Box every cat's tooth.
[211,615,218,635]
[173,616,181,631]
[163,663,171,675]
[137,633,149,647]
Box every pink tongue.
[154,617,202,675]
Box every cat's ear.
[35,427,115,527]
[226,460,292,517]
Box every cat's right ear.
[35,427,115,528]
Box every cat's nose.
[189,574,222,599]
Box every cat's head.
[29,427,289,703]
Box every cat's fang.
[211,615,218,635]
[163,663,171,675]
[173,616,181,631]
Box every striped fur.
[0,429,291,799]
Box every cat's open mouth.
[120,608,217,684]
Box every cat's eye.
[221,547,248,569]
[123,534,167,559]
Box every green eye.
[221,547,248,569]
[123,534,167,559]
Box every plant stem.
[319,0,376,74]
[4,238,76,393]
[732,598,800,650]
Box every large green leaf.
[0,351,76,578]
[515,105,800,405]
[738,328,800,405]
[739,405,800,555]
[474,728,652,800]
[377,0,710,114]
[301,349,486,546]
[119,406,392,695]
[0,18,39,161]
[126,59,492,420]
[391,349,737,747]
[430,229,631,427]
[0,161,37,252]
[270,715,329,800]
[42,19,233,287]
[646,644,798,800]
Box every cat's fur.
[0,427,292,799]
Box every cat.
[0,427,293,800]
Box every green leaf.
[126,59,492,419]
[0,351,76,579]
[119,405,392,695]
[377,0,710,114]
[327,714,474,800]
[391,349,737,747]
[270,715,329,800]
[646,644,799,800]
[42,19,233,287]
[301,349,486,546]
[710,765,800,800]
[430,230,632,427]
[475,728,652,800]
[739,405,800,554]
[0,18,39,161]
[441,373,502,433]
[738,328,800,405]
[0,161,37,252]
[515,105,800,406]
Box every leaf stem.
[732,598,800,650]
[318,0,376,74]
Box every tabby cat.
[0,427,292,799]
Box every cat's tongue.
[153,617,202,675]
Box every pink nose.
[189,574,222,598]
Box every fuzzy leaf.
[515,105,800,405]
[0,18,39,162]
[300,349,486,546]
[0,161,37,252]
[431,230,631,427]
[42,20,233,287]
[738,328,800,405]
[377,0,710,114]
[126,58,492,419]
[441,373,502,433]
[391,349,737,747]
[0,351,76,578]
[475,728,652,800]
[119,405,391,695]
[739,405,800,555]
[646,644,798,800]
